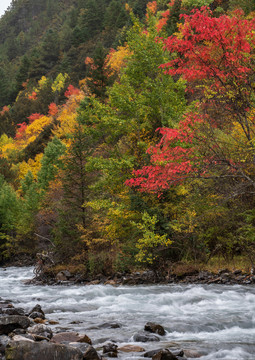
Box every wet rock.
[78,334,92,344]
[118,345,145,352]
[0,316,31,335]
[51,332,92,345]
[133,332,160,342]
[69,342,90,353]
[3,308,25,316]
[103,343,118,354]
[29,304,45,319]
[152,349,178,360]
[98,322,121,329]
[144,348,183,358]
[144,349,163,357]
[5,340,83,360]
[28,324,53,340]
[183,349,205,358]
[0,335,9,354]
[83,345,101,360]
[144,322,166,336]
[29,312,45,320]
[9,329,26,336]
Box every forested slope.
[1,0,255,276]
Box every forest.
[1,0,255,277]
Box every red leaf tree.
[126,8,255,193]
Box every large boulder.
[0,316,30,335]
[5,340,83,360]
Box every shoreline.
[25,267,255,287]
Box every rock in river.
[0,316,30,335]
[144,322,166,336]
[5,340,83,360]
[133,332,160,342]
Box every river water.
[1,267,255,359]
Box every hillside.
[1,0,255,278]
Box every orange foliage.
[147,1,157,15]
[156,9,170,32]
[65,85,80,98]
[48,103,59,116]
[28,91,37,100]
[0,106,10,116]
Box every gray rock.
[28,324,53,339]
[0,335,9,354]
[0,316,30,335]
[133,332,160,342]
[29,312,44,320]
[83,345,101,360]
[5,340,83,360]
[3,308,25,316]
[29,305,45,320]
[68,342,90,353]
[103,343,118,357]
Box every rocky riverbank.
[28,266,255,287]
[0,298,199,360]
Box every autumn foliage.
[127,8,255,193]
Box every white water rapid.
[1,267,255,359]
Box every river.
[1,266,255,359]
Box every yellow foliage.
[53,92,85,142]
[52,73,69,93]
[38,76,48,89]
[106,45,133,74]
[0,134,13,150]
[25,116,52,137]
[0,142,18,159]
[18,153,43,180]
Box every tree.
[128,8,255,196]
